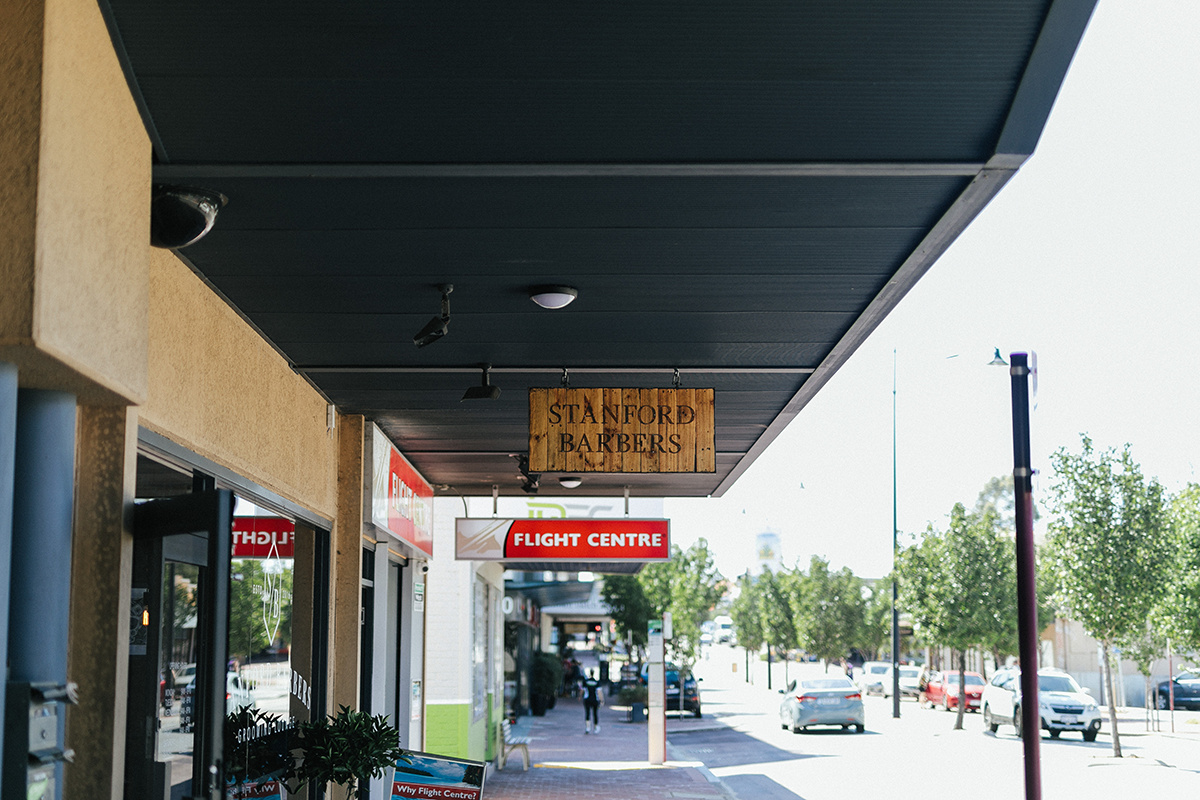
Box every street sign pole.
[647,619,665,765]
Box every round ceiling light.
[530,285,578,309]
[558,476,582,489]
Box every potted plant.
[529,651,564,716]
[225,705,407,800]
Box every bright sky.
[666,0,1200,581]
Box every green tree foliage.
[758,568,798,667]
[729,572,764,660]
[227,706,408,800]
[229,559,293,662]
[1119,618,1171,713]
[163,564,199,665]
[601,574,654,655]
[1044,436,1176,757]
[856,580,893,661]
[900,504,1020,730]
[629,539,723,671]
[1163,483,1200,652]
[293,706,407,800]
[789,556,865,670]
[973,474,1039,530]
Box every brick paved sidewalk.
[485,696,733,800]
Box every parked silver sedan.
[779,677,865,734]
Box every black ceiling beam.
[298,366,816,374]
[153,162,986,181]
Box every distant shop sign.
[231,517,294,558]
[371,426,434,556]
[455,518,670,562]
[528,387,715,473]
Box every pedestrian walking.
[582,669,604,733]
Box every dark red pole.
[1010,352,1042,800]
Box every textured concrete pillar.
[65,405,136,800]
[0,0,150,406]
[333,414,365,711]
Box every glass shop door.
[126,489,233,800]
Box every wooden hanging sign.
[528,387,715,473]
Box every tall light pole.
[1008,352,1042,800]
[891,350,901,718]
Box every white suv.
[981,667,1101,741]
[856,661,891,696]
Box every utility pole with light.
[1006,351,1043,800]
[891,349,901,719]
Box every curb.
[665,743,739,800]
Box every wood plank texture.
[528,387,715,473]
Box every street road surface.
[672,646,1200,800]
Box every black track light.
[462,365,501,401]
[413,284,453,347]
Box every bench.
[499,719,530,771]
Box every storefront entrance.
[126,479,233,800]
[125,446,329,800]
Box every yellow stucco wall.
[140,249,339,520]
[0,0,149,405]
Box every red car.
[924,671,985,712]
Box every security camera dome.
[150,185,227,249]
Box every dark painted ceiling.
[102,0,1096,498]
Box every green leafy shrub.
[295,706,407,799]
[616,685,648,705]
[530,651,564,697]
[225,705,407,800]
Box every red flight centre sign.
[455,518,670,562]
[231,517,294,558]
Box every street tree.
[897,526,942,648]
[1117,482,1200,709]
[791,556,865,672]
[900,504,1017,730]
[1163,483,1200,653]
[1044,436,1175,757]
[758,568,798,687]
[1119,618,1172,714]
[600,574,653,658]
[973,474,1039,531]
[637,539,723,676]
[856,580,893,661]
[729,572,765,678]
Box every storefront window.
[226,503,298,800]
[160,561,201,778]
[130,445,328,800]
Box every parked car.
[179,671,256,731]
[881,664,924,699]
[173,663,196,688]
[857,661,891,696]
[778,677,865,734]
[925,670,985,712]
[641,662,701,717]
[981,667,1101,741]
[1155,670,1200,710]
